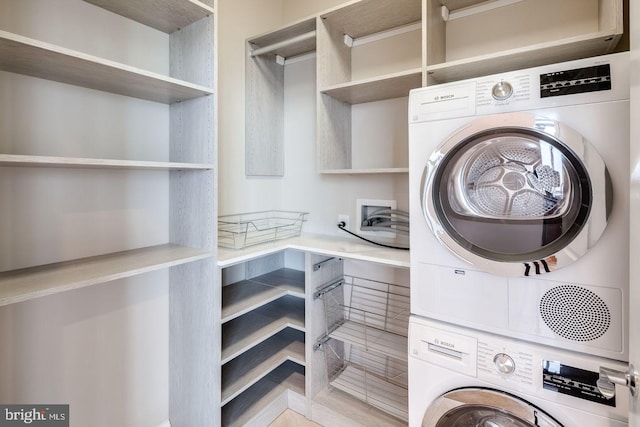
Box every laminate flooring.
[268,409,322,427]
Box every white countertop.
[217,233,410,269]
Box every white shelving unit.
[0,1,217,425]
[219,252,306,426]
[316,0,422,173]
[425,0,624,84]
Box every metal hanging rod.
[249,30,316,58]
[441,0,525,21]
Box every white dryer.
[408,53,629,361]
[409,316,629,427]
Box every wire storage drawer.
[315,275,410,420]
[218,210,308,249]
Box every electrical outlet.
[338,214,350,229]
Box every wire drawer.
[218,210,308,249]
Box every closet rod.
[249,30,316,58]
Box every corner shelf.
[221,328,306,405]
[0,30,214,104]
[0,244,213,307]
[222,295,305,364]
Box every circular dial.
[493,353,516,375]
[492,81,514,100]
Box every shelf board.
[221,281,287,324]
[321,68,422,104]
[222,361,305,427]
[426,31,622,84]
[221,329,305,405]
[329,320,408,362]
[0,154,214,171]
[320,0,422,39]
[249,268,306,298]
[83,0,214,34]
[0,244,213,307]
[330,364,407,421]
[249,18,317,59]
[0,30,214,104]
[221,296,305,364]
[320,167,408,175]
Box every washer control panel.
[477,338,535,391]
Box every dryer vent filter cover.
[539,285,611,342]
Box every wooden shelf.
[221,329,305,405]
[330,364,407,421]
[83,0,214,34]
[320,0,421,39]
[321,68,421,104]
[0,30,214,104]
[248,18,317,59]
[329,320,407,362]
[0,244,213,306]
[222,361,305,427]
[221,296,305,364]
[0,154,214,170]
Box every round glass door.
[422,113,610,276]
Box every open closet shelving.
[246,0,623,175]
[0,0,217,425]
[219,252,307,426]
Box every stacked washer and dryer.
[408,52,631,426]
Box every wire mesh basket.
[218,210,308,249]
[324,339,408,421]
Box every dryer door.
[421,112,610,277]
[422,388,563,427]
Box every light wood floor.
[268,409,322,427]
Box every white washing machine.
[408,53,630,361]
[409,316,629,427]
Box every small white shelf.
[221,329,305,405]
[222,361,305,427]
[330,364,408,421]
[0,244,213,306]
[329,320,407,363]
[321,68,421,104]
[83,0,215,34]
[320,0,422,39]
[0,30,214,104]
[221,268,305,323]
[0,154,214,170]
[221,296,305,364]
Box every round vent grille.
[539,285,611,342]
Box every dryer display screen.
[540,64,611,98]
[542,360,615,407]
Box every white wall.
[0,1,170,425]
[218,0,410,241]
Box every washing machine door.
[422,112,610,277]
[422,388,563,427]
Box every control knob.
[494,353,516,375]
[492,81,514,100]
